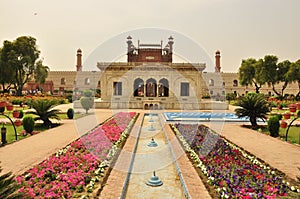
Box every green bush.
[18,110,24,118]
[83,90,94,97]
[80,97,94,113]
[0,107,4,113]
[22,116,35,135]
[66,94,73,103]
[268,116,280,137]
[67,108,74,119]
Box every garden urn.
[6,104,13,111]
[296,103,300,110]
[289,104,296,112]
[14,119,22,127]
[280,120,287,128]
[12,110,20,118]
[283,112,290,119]
[0,101,6,108]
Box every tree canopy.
[0,36,48,96]
[238,58,265,93]
[238,55,300,99]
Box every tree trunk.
[272,83,281,98]
[250,117,257,127]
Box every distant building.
[28,36,297,109]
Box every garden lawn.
[172,123,299,198]
[279,126,300,144]
[2,124,24,143]
[16,112,137,198]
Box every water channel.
[123,113,186,198]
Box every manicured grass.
[250,125,300,145]
[2,123,60,145]
[23,112,82,120]
[2,124,24,144]
[279,126,300,144]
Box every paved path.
[0,109,113,175]
[0,107,299,197]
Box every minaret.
[168,36,174,62]
[168,36,174,54]
[76,48,82,71]
[215,50,221,72]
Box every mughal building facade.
[31,36,298,110]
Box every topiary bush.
[22,116,35,135]
[80,97,94,114]
[83,90,94,97]
[268,116,280,137]
[67,108,74,119]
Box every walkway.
[0,107,299,197]
[0,108,113,175]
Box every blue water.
[164,112,262,122]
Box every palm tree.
[0,163,23,199]
[235,93,269,127]
[27,100,60,127]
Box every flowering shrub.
[17,112,137,198]
[172,123,299,198]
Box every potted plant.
[283,112,290,119]
[289,104,296,112]
[6,103,13,111]
[12,110,20,118]
[280,120,287,128]
[297,103,300,110]
[14,119,22,127]
[0,101,6,108]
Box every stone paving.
[0,105,299,198]
[0,107,113,175]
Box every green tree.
[0,45,15,93]
[34,60,49,92]
[27,100,60,127]
[238,58,265,93]
[235,92,269,127]
[260,55,293,98]
[286,60,300,99]
[0,163,23,199]
[80,90,94,113]
[276,60,292,97]
[1,36,40,96]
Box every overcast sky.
[1,0,299,72]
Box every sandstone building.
[26,36,298,109]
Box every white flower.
[291,186,295,191]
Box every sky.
[1,0,300,72]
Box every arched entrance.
[146,78,157,97]
[158,78,169,97]
[133,78,144,97]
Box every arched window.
[158,78,169,97]
[233,80,238,87]
[61,78,66,85]
[209,79,214,86]
[85,78,90,85]
[133,78,144,97]
[146,78,157,97]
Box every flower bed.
[171,123,299,198]
[16,112,138,198]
